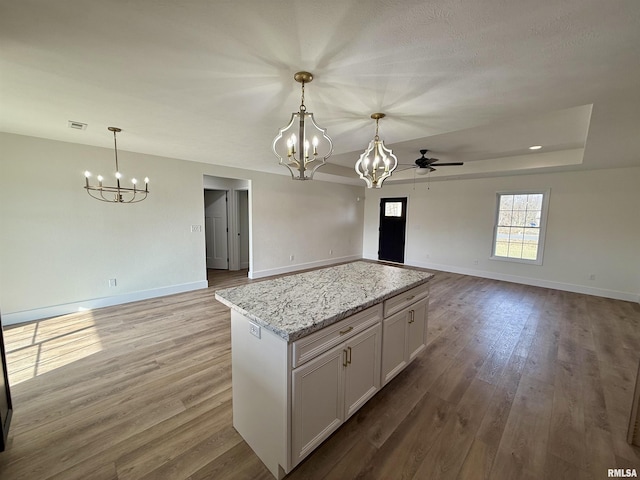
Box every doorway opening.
[203,175,251,286]
[378,197,407,264]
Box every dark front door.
[378,197,407,263]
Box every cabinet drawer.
[292,304,383,368]
[383,284,429,318]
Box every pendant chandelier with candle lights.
[83,127,149,203]
[272,71,333,180]
[354,113,398,188]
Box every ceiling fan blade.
[430,162,464,166]
[396,166,418,172]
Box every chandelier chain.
[300,81,306,112]
[113,129,119,172]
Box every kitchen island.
[215,261,434,478]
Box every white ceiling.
[2,0,639,185]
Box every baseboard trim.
[249,255,362,279]
[2,281,209,326]
[362,255,639,303]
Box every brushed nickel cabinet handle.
[347,346,352,365]
[339,326,353,336]
[343,349,348,367]
[406,295,416,301]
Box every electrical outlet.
[191,225,202,233]
[473,259,479,265]
[289,254,294,261]
[329,249,333,255]
[249,322,261,339]
[108,278,117,287]
[589,273,596,281]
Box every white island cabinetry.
[216,261,433,479]
[381,284,430,386]
[291,316,381,465]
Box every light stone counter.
[214,261,434,342]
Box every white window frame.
[490,189,550,265]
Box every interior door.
[205,190,229,270]
[378,197,407,263]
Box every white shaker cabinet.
[291,322,381,465]
[381,290,429,386]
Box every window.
[384,201,403,217]
[491,190,550,265]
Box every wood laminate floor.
[1,266,639,479]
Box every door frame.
[235,188,250,270]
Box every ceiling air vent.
[68,120,87,130]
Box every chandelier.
[355,113,398,188]
[272,71,333,180]
[83,127,149,203]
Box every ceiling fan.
[407,149,464,175]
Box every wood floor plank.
[358,392,454,480]
[548,360,586,469]
[412,378,496,480]
[489,375,555,480]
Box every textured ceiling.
[1,0,639,184]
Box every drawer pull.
[406,295,416,301]
[339,326,354,336]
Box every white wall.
[363,167,640,302]
[250,174,365,277]
[0,133,365,324]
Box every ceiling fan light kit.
[354,113,398,188]
[272,71,334,180]
[411,149,464,174]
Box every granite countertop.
[214,261,434,342]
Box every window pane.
[527,194,543,210]
[494,241,509,257]
[513,195,528,210]
[508,227,522,243]
[498,211,513,226]
[384,202,402,217]
[507,243,523,258]
[512,210,527,227]
[525,210,540,227]
[496,226,510,240]
[499,195,513,210]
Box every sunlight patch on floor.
[4,312,104,385]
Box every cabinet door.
[407,298,428,362]
[344,324,381,419]
[291,343,345,465]
[381,309,409,386]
